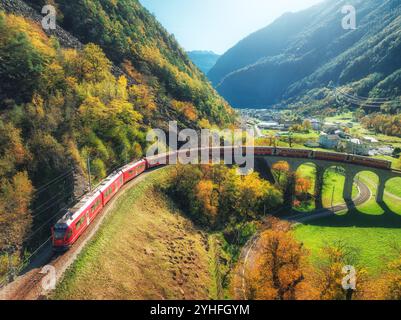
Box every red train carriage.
[314,151,349,163]
[145,153,169,169]
[52,190,103,250]
[348,155,391,170]
[121,159,147,183]
[254,147,275,156]
[99,171,124,206]
[276,148,312,158]
[209,146,235,157]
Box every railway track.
[0,162,376,300]
[237,179,371,300]
[0,169,160,300]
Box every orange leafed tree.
[296,177,312,195]
[245,218,317,300]
[171,100,198,121]
[196,179,218,224]
[272,161,290,185]
[0,172,34,250]
[314,241,369,300]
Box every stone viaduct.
[252,154,401,210]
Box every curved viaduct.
[178,147,401,210]
[252,153,401,209]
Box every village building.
[319,133,341,149]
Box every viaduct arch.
[253,154,400,209]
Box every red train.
[348,155,391,170]
[254,147,275,156]
[275,148,312,158]
[52,147,391,250]
[252,147,391,170]
[314,151,349,162]
[52,159,148,250]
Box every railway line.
[0,146,393,300]
[0,169,159,300]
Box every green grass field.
[294,169,401,276]
[294,209,401,275]
[295,164,358,210]
[53,168,217,300]
[293,161,401,275]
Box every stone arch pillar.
[314,165,326,210]
[343,169,357,203]
[376,175,389,203]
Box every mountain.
[208,0,401,112]
[0,0,234,264]
[187,50,220,74]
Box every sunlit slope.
[209,0,401,110]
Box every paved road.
[361,176,401,202]
[288,179,370,223]
[237,179,371,300]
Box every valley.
[1,0,401,302]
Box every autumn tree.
[271,161,290,187]
[246,218,314,300]
[80,43,112,83]
[168,165,283,229]
[295,176,312,199]
[0,13,46,105]
[315,241,369,300]
[0,172,34,252]
[171,100,198,122]
[196,179,219,225]
[235,173,283,220]
[370,245,401,300]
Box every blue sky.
[139,0,323,54]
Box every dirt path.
[0,169,161,300]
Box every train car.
[99,171,124,206]
[146,153,169,168]
[52,190,103,250]
[121,159,147,183]
[349,155,391,170]
[276,148,312,158]
[314,151,349,163]
[254,147,275,156]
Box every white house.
[319,133,341,149]
[345,138,370,156]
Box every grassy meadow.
[53,167,218,300]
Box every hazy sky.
[139,0,323,54]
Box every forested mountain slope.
[0,0,234,272]
[208,0,401,111]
